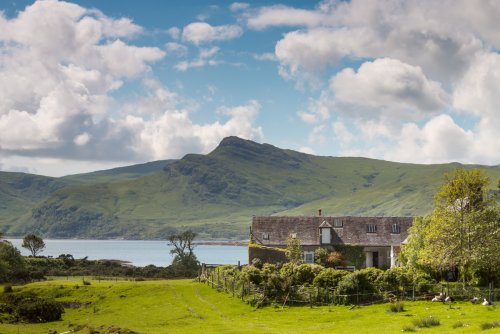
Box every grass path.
[0,278,498,333]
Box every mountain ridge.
[1,136,499,239]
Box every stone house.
[250,211,413,269]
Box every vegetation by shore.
[0,278,498,334]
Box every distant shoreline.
[5,237,249,246]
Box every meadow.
[1,278,498,334]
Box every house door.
[372,252,379,268]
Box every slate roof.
[252,216,413,247]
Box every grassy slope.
[4,137,500,239]
[0,278,498,334]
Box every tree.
[167,231,199,277]
[413,169,499,283]
[285,235,302,264]
[22,234,45,257]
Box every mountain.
[2,137,499,240]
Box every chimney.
[318,209,322,217]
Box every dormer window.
[391,224,400,234]
[290,233,297,238]
[263,233,270,240]
[367,224,377,233]
[334,219,343,228]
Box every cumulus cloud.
[0,1,264,171]
[331,58,448,117]
[250,0,500,165]
[182,22,242,45]
[259,1,498,84]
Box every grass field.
[1,278,498,334]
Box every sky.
[0,0,499,176]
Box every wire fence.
[199,267,498,307]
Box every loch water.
[7,239,248,267]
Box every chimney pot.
[318,209,322,216]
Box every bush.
[314,248,329,266]
[14,297,64,323]
[326,251,346,267]
[241,265,262,285]
[313,268,349,288]
[295,264,315,285]
[3,284,13,293]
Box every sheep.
[471,296,480,304]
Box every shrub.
[326,251,346,267]
[3,284,13,293]
[251,258,263,269]
[314,248,329,266]
[14,297,64,323]
[82,279,91,285]
[412,316,440,328]
[387,301,405,313]
[241,265,262,285]
[313,268,349,288]
[295,264,315,285]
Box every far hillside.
[2,137,499,239]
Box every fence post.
[412,285,415,301]
[489,282,494,302]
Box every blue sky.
[0,0,499,176]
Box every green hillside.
[0,160,173,234]
[5,136,499,240]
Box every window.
[263,233,269,240]
[290,233,297,238]
[304,251,314,263]
[366,224,377,233]
[391,224,400,234]
[321,227,331,244]
[334,219,343,227]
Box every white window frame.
[334,219,343,228]
[367,224,377,233]
[391,224,400,234]
[304,251,314,263]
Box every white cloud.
[125,100,263,160]
[252,52,277,61]
[331,58,448,117]
[298,146,315,155]
[263,1,497,84]
[332,122,353,145]
[247,5,327,30]
[174,47,220,71]
[165,42,188,56]
[230,2,250,12]
[167,26,181,40]
[0,1,264,172]
[182,22,242,45]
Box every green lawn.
[1,278,498,333]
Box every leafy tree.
[22,234,45,257]
[285,236,302,264]
[0,242,27,282]
[167,230,199,277]
[412,169,499,283]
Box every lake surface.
[7,239,248,267]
